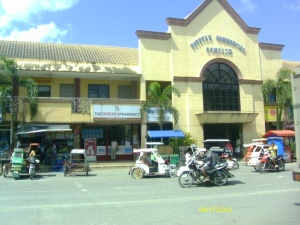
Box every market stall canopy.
[146,130,185,138]
[263,130,295,138]
[17,124,71,135]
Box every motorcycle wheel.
[132,168,144,179]
[258,163,266,174]
[232,161,239,169]
[86,165,89,176]
[212,170,228,186]
[178,171,194,188]
[169,165,177,177]
[3,165,8,178]
[64,165,68,177]
[277,160,285,172]
[30,168,34,180]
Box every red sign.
[84,138,96,156]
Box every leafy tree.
[168,132,197,154]
[261,68,293,130]
[140,82,181,130]
[0,56,39,150]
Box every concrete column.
[292,73,300,169]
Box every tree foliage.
[261,68,293,129]
[0,56,39,119]
[140,82,181,130]
[168,132,198,154]
[0,56,39,149]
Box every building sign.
[265,106,277,122]
[146,107,173,122]
[190,34,246,55]
[33,78,51,85]
[93,105,141,119]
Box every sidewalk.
[89,160,135,169]
[39,160,135,172]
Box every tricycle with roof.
[128,147,177,179]
[3,146,40,179]
[63,149,90,176]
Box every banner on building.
[264,106,277,122]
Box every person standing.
[52,141,58,160]
[39,140,46,164]
[111,139,118,161]
[235,136,241,155]
[225,141,233,152]
[16,138,22,148]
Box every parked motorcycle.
[178,156,234,188]
[257,150,285,174]
[28,157,40,180]
[220,152,239,169]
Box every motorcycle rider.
[196,145,216,182]
[268,142,278,168]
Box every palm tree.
[169,132,197,154]
[0,56,39,150]
[140,82,181,130]
[261,68,293,130]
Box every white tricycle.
[246,143,270,171]
[128,148,177,179]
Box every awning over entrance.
[17,124,71,135]
[263,130,295,138]
[196,112,258,123]
[147,130,185,138]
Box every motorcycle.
[220,152,239,169]
[28,157,40,180]
[178,156,234,188]
[257,150,285,174]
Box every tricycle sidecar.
[64,149,90,176]
[5,147,39,179]
[128,148,177,179]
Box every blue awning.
[147,130,185,138]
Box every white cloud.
[0,0,79,42]
[0,22,70,43]
[283,0,300,11]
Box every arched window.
[202,62,240,111]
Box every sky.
[0,0,299,61]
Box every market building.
[0,0,299,160]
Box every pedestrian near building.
[235,136,241,155]
[52,141,58,160]
[16,139,22,148]
[111,139,118,161]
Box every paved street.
[0,162,299,225]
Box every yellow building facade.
[0,0,288,160]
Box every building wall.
[138,0,282,146]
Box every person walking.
[52,141,58,160]
[111,139,118,161]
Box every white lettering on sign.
[146,107,173,122]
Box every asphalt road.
[0,162,299,225]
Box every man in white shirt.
[111,139,118,161]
